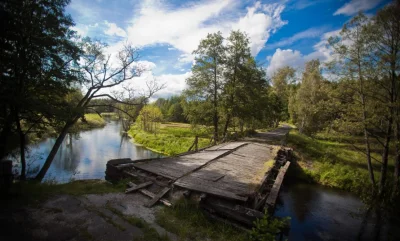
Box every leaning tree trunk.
[35,120,75,181]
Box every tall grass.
[287,129,394,196]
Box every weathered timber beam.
[145,187,170,207]
[127,182,172,207]
[125,181,153,194]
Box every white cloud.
[104,21,127,37]
[334,0,382,16]
[232,2,287,56]
[126,0,286,56]
[266,29,341,76]
[266,49,305,76]
[153,72,192,99]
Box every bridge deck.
[174,143,279,202]
[131,142,248,180]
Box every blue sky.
[66,0,391,98]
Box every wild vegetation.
[129,122,210,155]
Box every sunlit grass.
[71,113,106,132]
[128,122,212,155]
[287,129,394,195]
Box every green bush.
[249,212,289,241]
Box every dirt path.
[2,192,177,241]
[243,125,291,144]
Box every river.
[10,118,161,182]
[275,182,399,241]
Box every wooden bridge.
[106,126,292,227]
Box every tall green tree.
[222,30,252,136]
[292,60,330,135]
[369,1,400,194]
[271,66,296,121]
[185,32,225,143]
[0,0,81,179]
[328,13,377,188]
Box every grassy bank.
[286,129,394,195]
[71,113,106,132]
[128,122,211,155]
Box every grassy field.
[128,122,212,155]
[287,129,394,195]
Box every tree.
[369,2,400,195]
[293,60,330,135]
[271,66,296,121]
[222,30,252,136]
[34,39,162,181]
[0,0,81,179]
[328,13,377,188]
[136,105,163,133]
[185,32,225,143]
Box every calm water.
[275,182,398,241]
[11,118,161,182]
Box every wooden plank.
[217,142,248,150]
[200,200,264,227]
[123,171,138,178]
[127,182,171,207]
[125,181,153,194]
[145,187,171,207]
[174,180,248,202]
[265,162,290,208]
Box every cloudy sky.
[67,0,391,99]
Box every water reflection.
[11,119,161,183]
[275,182,391,241]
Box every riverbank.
[27,113,107,144]
[128,122,211,156]
[286,129,392,196]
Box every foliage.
[249,212,288,241]
[271,66,296,121]
[128,122,210,155]
[185,31,225,143]
[136,105,163,134]
[155,95,187,123]
[184,30,273,141]
[0,0,81,179]
[290,60,333,135]
[70,114,106,132]
[286,129,393,196]
[156,198,247,241]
